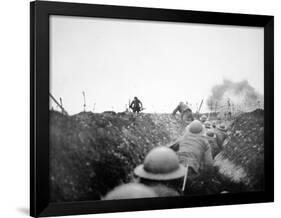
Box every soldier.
[172,102,193,122]
[134,146,186,195]
[168,120,214,194]
[204,121,212,130]
[212,121,216,129]
[215,123,228,150]
[205,129,220,158]
[103,183,157,200]
[170,120,213,177]
[199,115,207,124]
[129,97,143,114]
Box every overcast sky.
[50,15,264,115]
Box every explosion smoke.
[207,80,263,113]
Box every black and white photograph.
[49,15,265,202]
[0,0,279,217]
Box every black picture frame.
[30,1,274,217]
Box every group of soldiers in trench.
[103,100,229,200]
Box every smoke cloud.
[207,80,263,112]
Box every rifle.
[128,99,131,111]
[198,99,204,113]
[182,164,189,192]
[82,91,86,112]
[195,99,204,119]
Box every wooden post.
[49,93,68,115]
[82,91,86,112]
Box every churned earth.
[50,109,264,202]
[214,109,264,190]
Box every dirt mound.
[50,111,185,202]
[214,109,264,190]
[50,109,264,201]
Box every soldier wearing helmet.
[215,123,228,150]
[172,102,193,122]
[204,121,212,129]
[103,183,157,200]
[171,120,213,177]
[199,115,208,124]
[205,129,220,158]
[129,97,143,114]
[212,121,216,129]
[134,146,186,195]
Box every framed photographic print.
[30,1,274,217]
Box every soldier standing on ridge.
[129,96,143,114]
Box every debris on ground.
[50,111,185,202]
[50,109,264,202]
[214,109,264,190]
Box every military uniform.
[172,102,193,121]
[174,120,213,174]
[215,124,228,149]
[205,130,220,158]
[130,97,143,113]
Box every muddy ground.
[50,109,264,202]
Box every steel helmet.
[185,120,204,135]
[204,121,212,129]
[200,115,207,122]
[151,184,180,197]
[134,146,186,180]
[103,183,157,200]
[217,123,227,132]
[206,129,216,138]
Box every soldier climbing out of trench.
[129,96,143,114]
[172,101,194,122]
